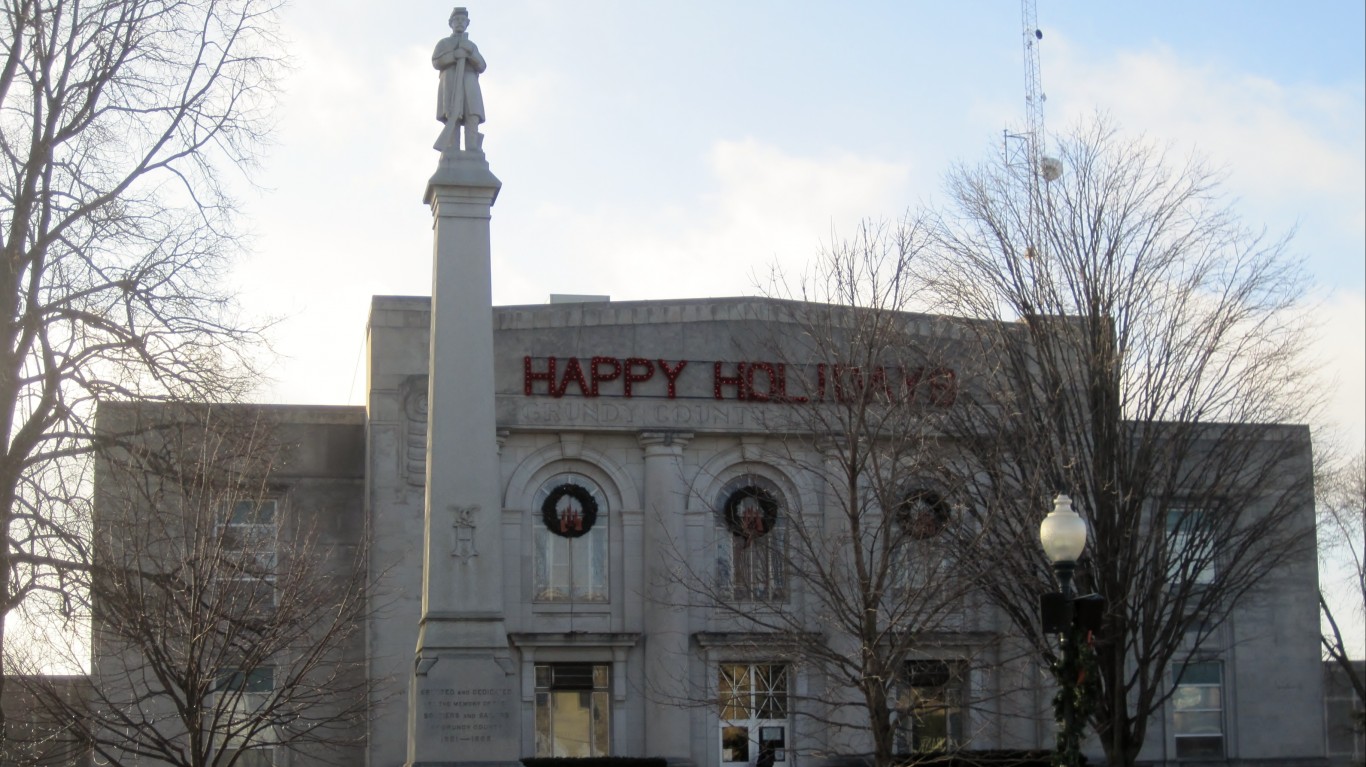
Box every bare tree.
[15,405,372,767]
[1319,452,1365,711]
[668,225,998,766]
[919,117,1319,766]
[0,0,280,725]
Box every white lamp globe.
[1039,494,1088,564]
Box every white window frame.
[1172,661,1224,759]
[718,662,790,765]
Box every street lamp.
[1040,494,1087,598]
[1039,493,1089,766]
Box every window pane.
[1177,662,1221,686]
[550,691,592,756]
[1175,735,1224,758]
[1172,686,1220,711]
[721,726,750,763]
[756,665,788,718]
[591,690,610,754]
[1173,711,1222,735]
[719,664,750,719]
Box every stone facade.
[358,295,1326,766]
[80,295,1329,766]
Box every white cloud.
[1047,39,1365,244]
[492,138,911,305]
[1312,290,1366,452]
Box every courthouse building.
[90,293,1328,766]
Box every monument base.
[406,649,519,765]
[426,149,501,204]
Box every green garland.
[1051,626,1099,767]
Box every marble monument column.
[407,8,515,765]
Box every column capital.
[638,430,693,455]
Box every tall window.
[1173,661,1224,758]
[218,499,278,606]
[718,478,785,601]
[899,660,965,752]
[534,474,608,602]
[892,488,954,594]
[534,664,610,757]
[718,663,788,764]
[213,667,276,766]
[1166,507,1215,585]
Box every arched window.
[892,486,955,594]
[533,473,608,602]
[717,476,785,601]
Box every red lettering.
[590,356,622,396]
[657,359,687,399]
[522,354,955,407]
[928,368,957,407]
[746,362,779,402]
[524,356,558,396]
[833,365,864,403]
[869,367,893,402]
[903,367,924,404]
[714,362,747,400]
[623,358,654,397]
[778,363,805,403]
[557,357,591,397]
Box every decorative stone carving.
[433,6,486,154]
[403,376,429,487]
[451,505,479,560]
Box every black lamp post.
[1039,494,1088,766]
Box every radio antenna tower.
[1009,0,1061,258]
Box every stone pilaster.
[639,430,694,762]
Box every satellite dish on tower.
[1039,156,1063,182]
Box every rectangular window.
[1166,507,1215,585]
[219,499,278,606]
[213,667,277,759]
[1173,661,1224,758]
[214,667,275,709]
[900,660,965,752]
[719,664,788,764]
[534,664,610,757]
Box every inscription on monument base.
[413,656,517,762]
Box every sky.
[237,0,1364,451]
[226,1,1363,645]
